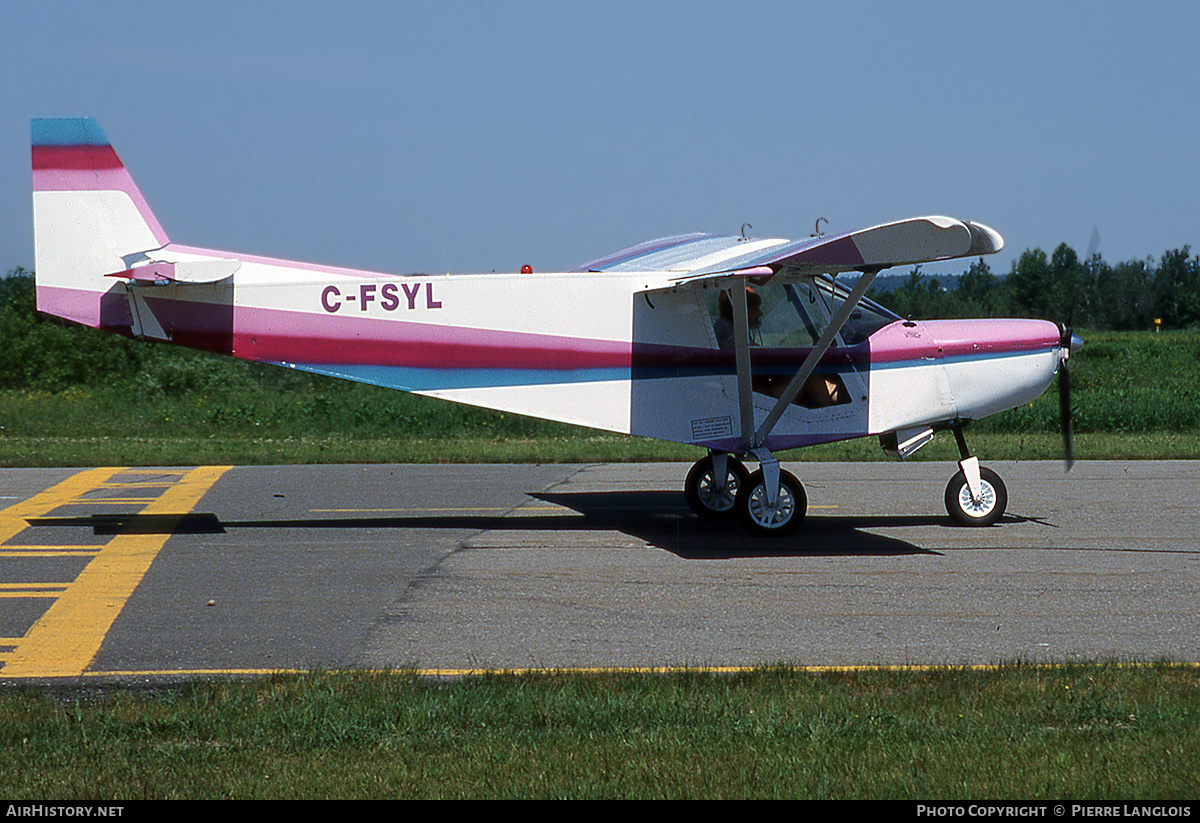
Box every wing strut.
[751,266,883,447]
[730,283,757,448]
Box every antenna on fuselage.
[812,217,827,237]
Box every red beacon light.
[520,264,533,274]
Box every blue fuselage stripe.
[276,345,1053,392]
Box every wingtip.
[965,222,1004,256]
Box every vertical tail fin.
[32,118,169,328]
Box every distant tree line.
[869,244,1200,331]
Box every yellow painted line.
[118,469,189,474]
[0,549,100,558]
[3,465,232,679]
[79,500,167,505]
[0,585,68,598]
[68,661,1200,681]
[0,467,124,544]
[86,668,307,677]
[0,545,102,550]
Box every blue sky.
[4,1,1198,280]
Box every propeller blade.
[1086,226,1100,262]
[1059,325,1075,472]
[1057,229,1091,473]
[1059,362,1074,471]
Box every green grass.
[6,431,1200,467]
[3,328,1200,466]
[2,665,1197,799]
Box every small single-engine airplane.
[31,118,1080,537]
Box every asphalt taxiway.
[1,461,1197,678]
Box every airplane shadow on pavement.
[526,491,944,558]
[17,490,1010,559]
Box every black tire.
[944,466,1008,526]
[736,469,806,537]
[685,456,750,519]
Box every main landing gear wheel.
[736,469,806,537]
[685,456,750,519]
[944,466,1008,527]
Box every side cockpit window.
[707,277,898,350]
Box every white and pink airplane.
[31,118,1079,536]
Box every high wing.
[578,216,1003,286]
[584,216,1005,459]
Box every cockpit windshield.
[709,276,899,349]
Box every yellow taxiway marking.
[0,547,101,558]
[1,466,231,678]
[65,498,164,504]
[98,481,176,487]
[0,583,68,597]
[0,468,124,544]
[69,661,1200,681]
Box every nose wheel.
[941,426,1008,526]
[944,464,1007,526]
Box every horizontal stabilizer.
[107,259,241,284]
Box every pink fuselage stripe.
[228,309,1059,371]
[38,285,1060,377]
[228,304,631,368]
